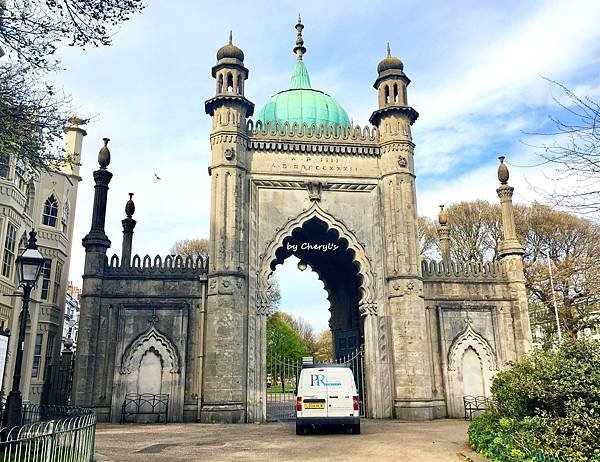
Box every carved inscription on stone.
[270,156,359,173]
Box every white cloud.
[60,0,600,323]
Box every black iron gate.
[265,346,365,421]
[266,354,301,421]
[41,359,74,406]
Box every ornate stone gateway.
[72,19,532,424]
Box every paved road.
[95,419,486,462]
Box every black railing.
[121,393,169,424]
[463,395,493,420]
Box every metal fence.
[41,362,75,406]
[336,346,366,417]
[266,354,301,421]
[0,405,96,462]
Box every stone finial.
[98,138,111,168]
[387,42,391,57]
[229,30,233,45]
[438,205,448,226]
[497,156,509,184]
[293,14,306,60]
[125,193,135,218]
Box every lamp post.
[546,248,563,344]
[2,230,45,429]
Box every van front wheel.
[352,423,361,435]
[296,424,305,435]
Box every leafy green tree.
[313,329,333,363]
[266,312,309,392]
[0,0,144,171]
[0,0,145,70]
[267,312,309,361]
[0,63,71,173]
[469,338,600,461]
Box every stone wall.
[74,254,207,423]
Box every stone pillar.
[438,205,450,263]
[371,48,445,420]
[121,193,136,267]
[202,35,254,423]
[496,156,532,358]
[61,117,87,178]
[72,139,112,416]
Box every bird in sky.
[153,173,162,180]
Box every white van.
[295,365,360,434]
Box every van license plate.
[304,403,325,409]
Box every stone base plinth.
[200,403,245,423]
[394,399,447,420]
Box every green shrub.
[468,338,600,462]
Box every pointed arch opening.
[226,72,234,92]
[42,194,59,227]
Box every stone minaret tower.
[370,47,443,419]
[203,33,254,423]
[73,139,112,412]
[496,157,532,356]
[438,205,450,263]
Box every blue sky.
[51,0,600,333]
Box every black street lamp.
[2,230,45,429]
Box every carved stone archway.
[445,318,498,417]
[246,202,392,422]
[112,326,184,422]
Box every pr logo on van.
[310,374,342,387]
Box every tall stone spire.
[121,193,136,268]
[82,138,112,252]
[293,14,306,60]
[495,156,532,356]
[496,156,523,257]
[438,205,450,263]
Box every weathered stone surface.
[73,30,531,424]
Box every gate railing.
[335,345,366,417]
[266,355,302,421]
[0,405,96,462]
[266,345,366,420]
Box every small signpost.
[0,329,10,392]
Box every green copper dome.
[256,61,350,128]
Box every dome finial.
[125,193,135,218]
[216,30,244,62]
[377,43,404,74]
[497,156,509,184]
[293,14,306,60]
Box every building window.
[42,195,59,227]
[15,159,26,191]
[40,259,52,300]
[2,223,16,278]
[61,203,69,233]
[31,333,43,378]
[0,153,9,178]
[52,261,62,304]
[45,334,55,375]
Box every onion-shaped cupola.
[205,31,254,118]
[369,43,418,126]
[255,16,350,129]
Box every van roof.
[301,363,351,370]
